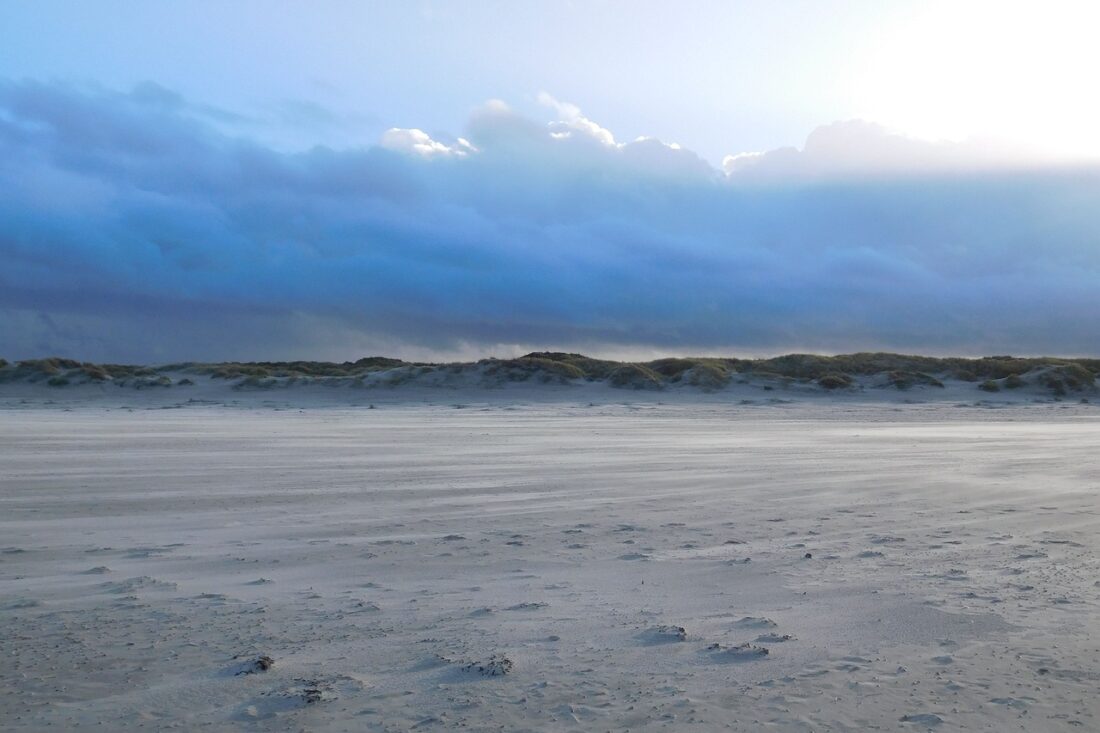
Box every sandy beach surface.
[3,397,1100,731]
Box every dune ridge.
[1,352,1097,401]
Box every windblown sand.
[3,402,1099,730]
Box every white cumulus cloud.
[538,91,617,147]
[380,127,476,157]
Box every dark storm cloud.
[2,79,1100,362]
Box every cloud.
[380,127,476,157]
[722,120,1055,180]
[1,78,1100,362]
[538,91,617,146]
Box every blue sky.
[2,1,1100,361]
[1,1,897,162]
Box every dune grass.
[817,374,853,390]
[1,352,1096,393]
[607,363,663,390]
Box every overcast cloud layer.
[2,79,1099,362]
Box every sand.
[2,394,1100,731]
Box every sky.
[2,1,1100,362]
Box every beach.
[3,397,1099,730]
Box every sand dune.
[1,352,1096,409]
[2,396,1100,730]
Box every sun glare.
[856,1,1100,159]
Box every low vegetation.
[482,356,587,383]
[886,371,945,390]
[686,363,731,391]
[607,363,663,390]
[817,373,853,390]
[0,352,1096,394]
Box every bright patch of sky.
[4,1,1097,164]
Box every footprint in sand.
[461,654,514,676]
[706,642,769,661]
[900,713,943,726]
[231,655,275,676]
[100,576,177,594]
[639,625,688,644]
[504,602,548,611]
[734,616,777,629]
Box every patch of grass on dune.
[233,374,277,390]
[0,359,158,384]
[751,353,950,380]
[1037,365,1095,396]
[352,356,408,370]
[483,357,586,383]
[817,373,853,390]
[686,363,732,391]
[16,358,81,377]
[886,370,944,390]
[0,358,80,383]
[974,363,1094,396]
[191,357,414,380]
[608,363,663,390]
[1054,363,1095,389]
[647,357,737,381]
[520,352,620,380]
[647,358,702,380]
[80,364,112,382]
